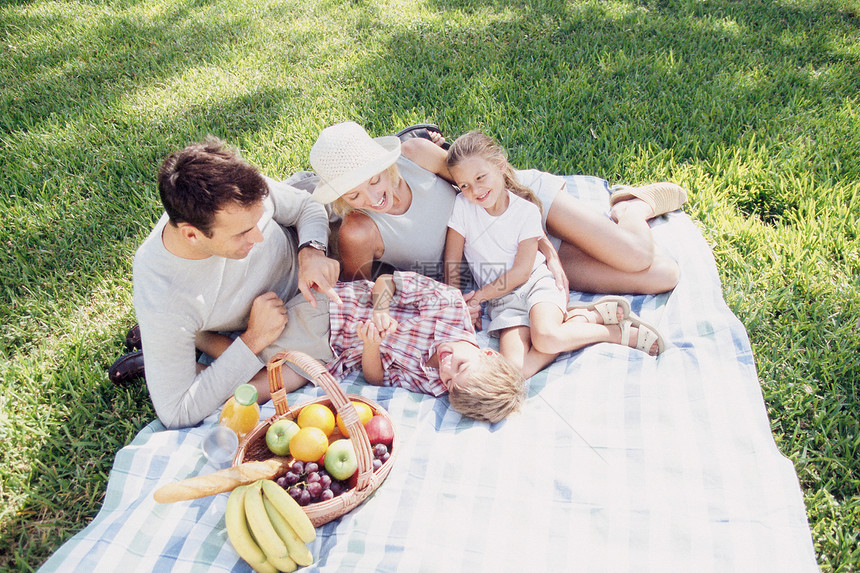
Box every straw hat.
[309,122,401,204]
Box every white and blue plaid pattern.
[40,177,817,572]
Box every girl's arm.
[401,138,455,183]
[443,228,466,289]
[472,237,540,304]
[538,235,570,294]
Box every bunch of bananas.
[225,479,316,572]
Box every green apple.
[266,419,299,456]
[324,438,358,480]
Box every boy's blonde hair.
[446,131,543,217]
[330,163,403,216]
[447,351,526,423]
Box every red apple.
[364,415,394,447]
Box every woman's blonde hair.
[447,351,526,424]
[330,163,403,216]
[446,131,543,216]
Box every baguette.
[153,458,291,504]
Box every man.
[128,137,340,429]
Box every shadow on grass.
[347,0,858,222]
[0,1,297,567]
[0,0,298,355]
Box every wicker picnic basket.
[233,350,397,527]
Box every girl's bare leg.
[248,367,308,404]
[530,302,660,356]
[498,326,558,379]
[529,303,617,356]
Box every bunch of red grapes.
[276,443,392,506]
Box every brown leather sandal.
[109,350,145,385]
[125,324,142,351]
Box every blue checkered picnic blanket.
[40,177,818,572]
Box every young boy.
[197,272,525,424]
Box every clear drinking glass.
[201,425,239,467]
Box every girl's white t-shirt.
[448,191,546,288]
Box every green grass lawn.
[1,0,858,569]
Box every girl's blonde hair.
[330,163,403,216]
[446,131,543,216]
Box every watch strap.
[297,240,327,255]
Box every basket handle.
[266,350,376,492]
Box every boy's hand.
[357,320,384,347]
[371,311,398,339]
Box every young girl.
[444,131,665,378]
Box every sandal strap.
[619,320,633,347]
[566,295,631,325]
[593,300,620,325]
[626,315,667,355]
[610,182,688,217]
[635,324,660,353]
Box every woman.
[308,121,686,295]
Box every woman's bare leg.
[558,242,680,294]
[546,192,680,294]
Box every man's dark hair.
[157,136,269,236]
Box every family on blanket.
[115,121,688,428]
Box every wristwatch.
[297,239,327,256]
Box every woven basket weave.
[234,350,397,527]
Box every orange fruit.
[297,403,336,436]
[336,401,374,437]
[288,426,329,462]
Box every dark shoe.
[109,350,145,385]
[125,324,142,351]
[395,124,450,150]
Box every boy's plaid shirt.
[326,272,476,396]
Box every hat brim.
[312,136,402,204]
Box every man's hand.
[462,291,483,330]
[297,247,342,307]
[240,292,288,354]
